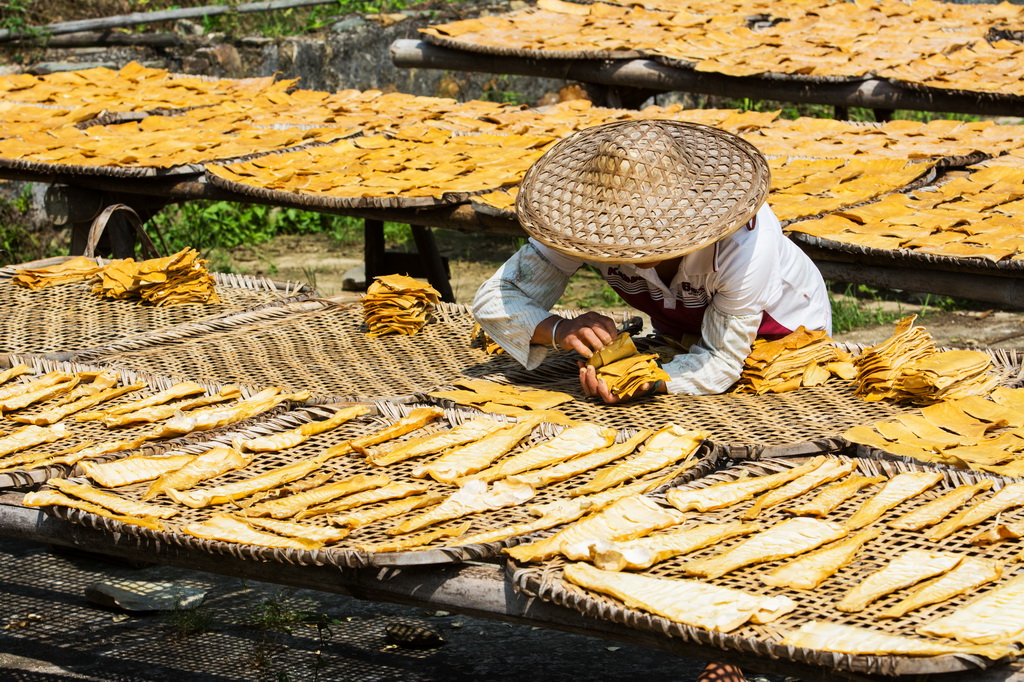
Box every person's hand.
[579,363,662,404]
[552,312,618,358]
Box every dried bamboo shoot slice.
[12,382,145,426]
[888,480,993,531]
[412,414,543,483]
[507,429,651,489]
[22,489,165,531]
[235,405,370,453]
[184,514,320,550]
[465,422,616,483]
[235,515,350,545]
[149,388,309,438]
[100,385,241,427]
[782,475,885,517]
[356,521,472,553]
[328,492,446,529]
[570,425,706,497]
[743,459,857,519]
[761,527,882,590]
[143,447,253,500]
[918,573,1024,645]
[244,473,389,519]
[75,381,207,422]
[666,457,826,513]
[0,376,79,412]
[781,621,1013,660]
[836,550,963,613]
[386,479,535,535]
[564,563,797,633]
[81,454,194,488]
[880,557,1002,619]
[506,495,683,563]
[0,423,71,459]
[925,482,1024,542]
[0,364,31,387]
[366,417,509,466]
[0,371,70,402]
[845,471,944,530]
[297,482,430,520]
[165,457,322,508]
[591,521,760,572]
[682,518,848,579]
[50,478,178,519]
[347,407,444,454]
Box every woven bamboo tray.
[0,256,315,356]
[39,400,724,568]
[510,448,1023,676]
[429,341,1023,444]
[69,300,526,402]
[0,355,285,490]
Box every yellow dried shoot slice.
[0,364,32,386]
[143,447,253,500]
[327,492,446,529]
[235,405,370,453]
[919,573,1024,645]
[165,457,323,509]
[297,481,430,520]
[742,459,856,519]
[570,425,706,497]
[356,521,472,553]
[50,478,178,519]
[761,527,883,590]
[184,514,320,550]
[75,381,208,421]
[888,480,994,531]
[0,371,71,402]
[780,621,1013,660]
[12,381,145,426]
[0,375,80,412]
[81,454,194,488]
[148,388,310,438]
[845,471,944,530]
[99,385,242,427]
[666,457,826,513]
[925,482,1024,542]
[347,407,445,454]
[244,473,390,519]
[880,557,1002,619]
[591,520,760,572]
[367,417,510,466]
[0,423,71,459]
[412,413,544,483]
[234,515,350,545]
[837,550,964,613]
[508,429,651,489]
[22,489,165,531]
[463,422,617,483]
[387,479,535,536]
[781,475,885,517]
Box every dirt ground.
[227,230,1024,351]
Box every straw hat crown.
[516,119,770,263]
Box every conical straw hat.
[516,119,770,263]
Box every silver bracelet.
[550,317,564,351]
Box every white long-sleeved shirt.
[473,204,831,395]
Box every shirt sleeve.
[472,239,581,369]
[661,306,760,395]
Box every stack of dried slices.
[734,327,855,394]
[587,333,670,398]
[361,274,441,337]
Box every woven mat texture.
[44,402,721,568]
[0,262,314,355]
[510,453,1020,676]
[73,301,525,402]
[0,356,279,489]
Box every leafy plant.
[829,283,903,334]
[163,600,214,639]
[0,186,63,264]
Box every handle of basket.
[83,204,161,259]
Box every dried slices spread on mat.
[27,403,713,565]
[0,362,305,484]
[508,455,1024,667]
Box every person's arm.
[661,306,762,395]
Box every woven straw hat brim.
[516,119,770,263]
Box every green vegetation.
[150,200,411,268]
[828,283,903,334]
[163,600,215,639]
[0,186,62,264]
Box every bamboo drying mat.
[510,452,1023,676]
[69,300,529,402]
[0,355,287,489]
[41,401,723,568]
[431,340,1024,444]
[0,256,315,355]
